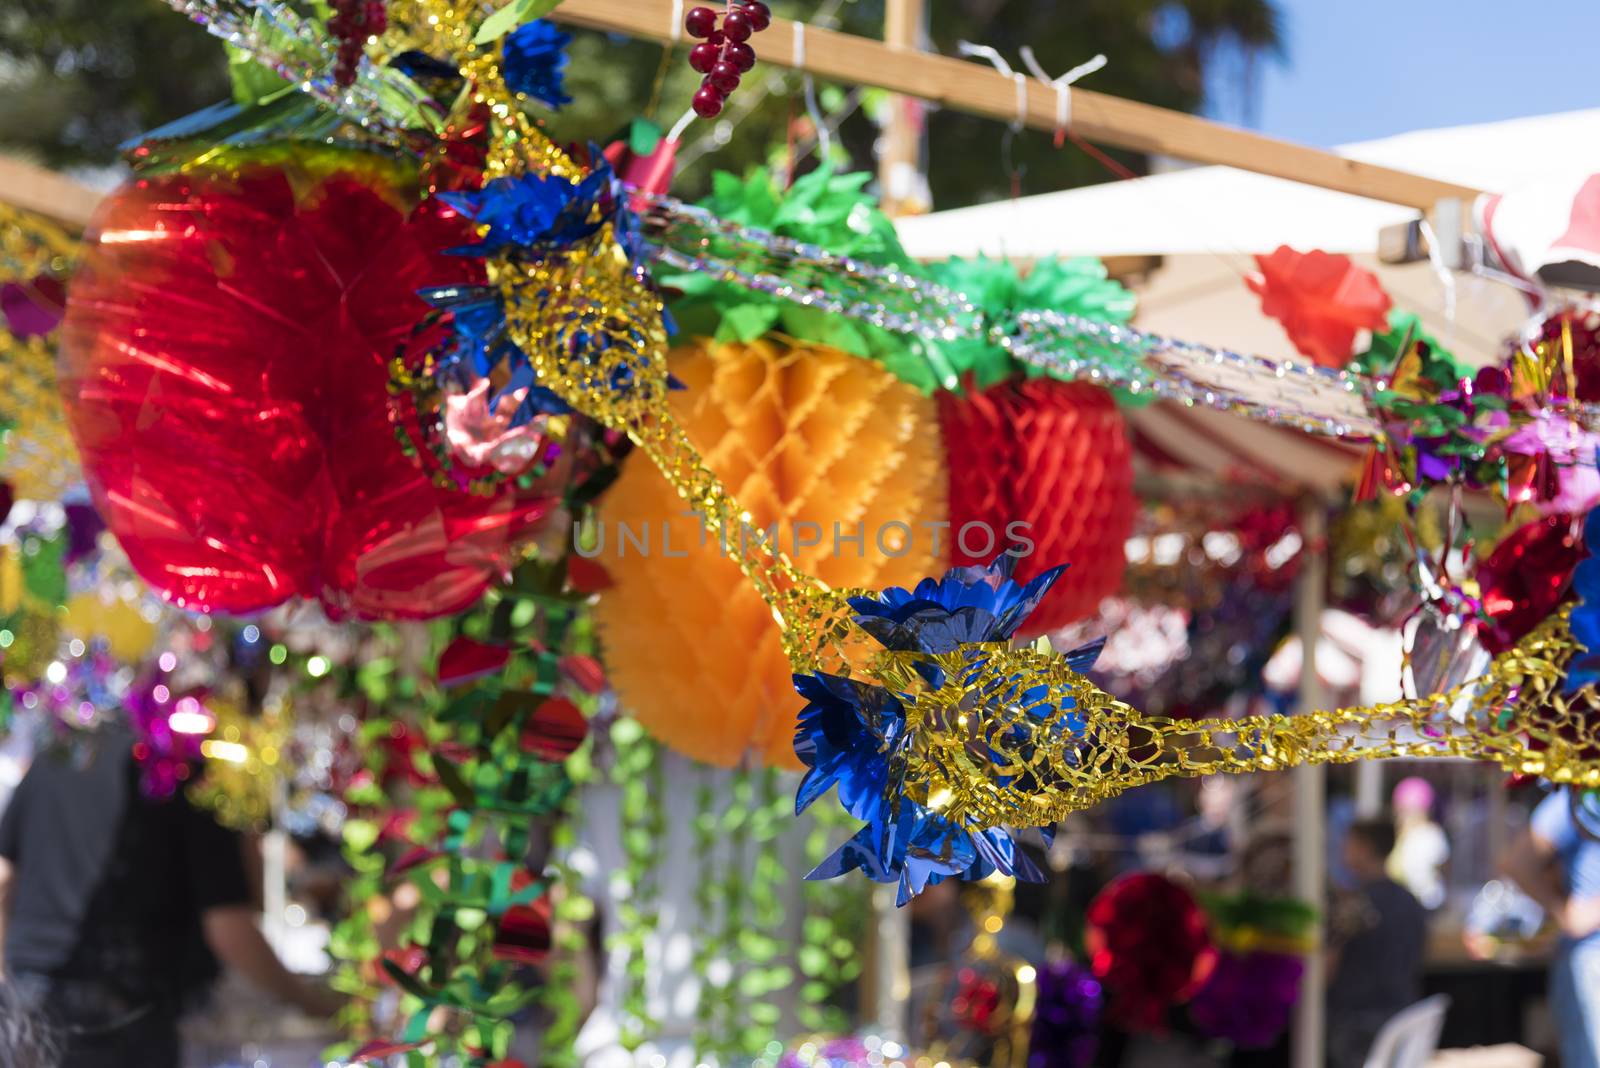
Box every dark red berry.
[725,41,756,71]
[741,1,771,31]
[692,85,725,117]
[689,42,720,73]
[707,30,726,46]
[708,62,741,93]
[722,9,753,41]
[684,6,718,38]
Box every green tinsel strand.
[692,767,722,1061]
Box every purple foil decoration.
[0,277,66,339]
[1187,950,1304,1049]
[1028,960,1102,1068]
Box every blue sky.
[1206,0,1600,147]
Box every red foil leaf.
[565,554,614,593]
[492,894,552,966]
[438,636,511,688]
[558,653,607,694]
[521,696,588,761]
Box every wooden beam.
[877,0,925,217]
[549,0,1482,212]
[0,156,101,230]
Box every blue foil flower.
[502,20,572,109]
[439,165,616,257]
[1565,508,1600,694]
[849,554,1067,654]
[417,284,572,422]
[793,555,1102,904]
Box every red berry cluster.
[685,2,771,118]
[329,0,387,87]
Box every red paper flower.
[1085,873,1216,1033]
[939,377,1136,634]
[1248,246,1392,368]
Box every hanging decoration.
[59,145,562,619]
[940,378,1135,633]
[116,0,1600,920]
[1084,873,1215,1032]
[1028,961,1102,1068]
[1186,892,1316,1048]
[1247,246,1393,368]
[330,556,595,1066]
[0,203,79,503]
[592,334,947,768]
[594,167,949,769]
[927,255,1137,633]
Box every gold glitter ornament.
[0,203,80,501]
[191,696,291,832]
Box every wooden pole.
[1291,499,1329,1068]
[878,0,926,217]
[0,156,101,230]
[548,0,1483,211]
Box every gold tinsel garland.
[388,0,1600,820]
[0,202,80,501]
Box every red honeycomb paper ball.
[939,376,1135,634]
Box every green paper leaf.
[227,46,292,107]
[474,0,559,45]
[382,959,435,1001]
[629,118,663,157]
[342,819,380,855]
[717,303,782,343]
[435,757,477,808]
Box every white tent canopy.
[896,108,1600,260]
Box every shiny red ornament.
[1085,873,1216,1033]
[722,8,753,41]
[1536,309,1600,401]
[1476,513,1584,654]
[939,377,1136,634]
[684,5,718,38]
[724,41,756,72]
[688,41,720,74]
[1248,246,1393,368]
[692,85,726,118]
[59,151,556,619]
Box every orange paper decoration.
[592,337,948,768]
[1247,245,1392,368]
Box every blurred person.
[0,728,339,1068]
[1502,787,1600,1068]
[1389,776,1449,909]
[1326,819,1427,1068]
[0,981,58,1067]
